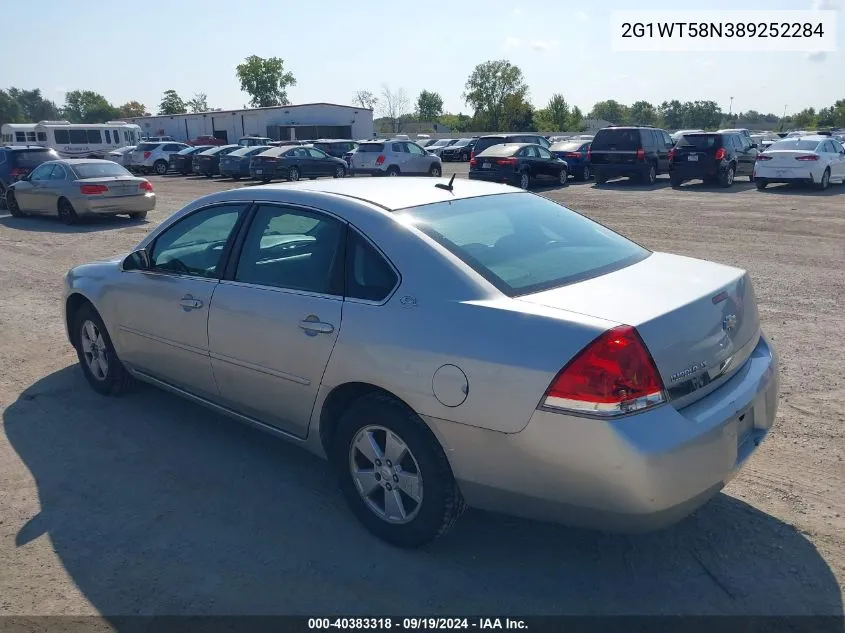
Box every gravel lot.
[1,164,843,617]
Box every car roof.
[789,135,827,141]
[211,177,515,212]
[2,145,54,151]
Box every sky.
[2,0,843,118]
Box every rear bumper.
[468,170,516,184]
[670,161,725,180]
[350,168,386,176]
[593,163,650,178]
[76,193,156,216]
[427,334,779,531]
[753,165,818,184]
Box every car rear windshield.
[473,137,506,155]
[357,143,384,152]
[13,149,58,167]
[136,143,160,151]
[768,139,820,151]
[550,141,582,152]
[476,144,522,157]
[73,162,132,179]
[396,193,649,297]
[591,129,641,151]
[677,134,720,149]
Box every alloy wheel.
[80,320,109,381]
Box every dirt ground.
[0,165,843,617]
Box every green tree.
[415,90,444,122]
[0,89,24,124]
[118,101,147,117]
[463,59,528,132]
[568,105,584,131]
[658,100,684,129]
[438,112,471,133]
[7,88,59,122]
[158,90,186,115]
[502,94,535,131]
[791,107,817,129]
[589,100,627,124]
[186,92,209,113]
[628,100,657,126]
[62,90,119,123]
[536,94,571,131]
[353,90,378,110]
[236,55,296,108]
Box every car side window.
[661,131,673,146]
[150,204,247,278]
[405,142,425,155]
[832,140,844,153]
[234,205,344,295]
[29,164,54,181]
[163,144,180,152]
[49,165,67,180]
[345,230,398,302]
[525,146,540,158]
[307,148,327,159]
[537,147,553,159]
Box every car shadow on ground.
[5,366,842,617]
[756,183,845,196]
[0,213,146,233]
[669,181,757,194]
[593,177,672,192]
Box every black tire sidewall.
[59,199,77,224]
[73,305,125,396]
[331,395,460,548]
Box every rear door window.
[345,230,398,302]
[473,137,506,155]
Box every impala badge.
[723,314,738,332]
[671,361,707,383]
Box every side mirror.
[122,249,151,271]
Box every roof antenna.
[435,173,456,192]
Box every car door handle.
[299,318,334,334]
[180,295,203,311]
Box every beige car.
[5,159,155,224]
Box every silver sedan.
[6,159,155,224]
[62,178,779,547]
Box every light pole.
[729,96,734,116]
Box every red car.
[188,135,227,147]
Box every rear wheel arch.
[318,382,418,456]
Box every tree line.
[2,56,843,134]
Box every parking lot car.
[194,144,242,178]
[590,126,674,185]
[188,135,227,147]
[671,129,704,142]
[249,145,348,182]
[669,132,758,188]
[349,140,442,177]
[105,145,136,169]
[0,145,60,208]
[142,136,176,143]
[440,139,476,162]
[219,145,272,180]
[239,136,273,147]
[169,146,214,175]
[131,142,190,175]
[754,135,845,190]
[470,143,568,189]
[312,139,359,160]
[6,159,154,223]
[551,139,592,180]
[471,134,551,162]
[425,139,460,157]
[62,177,779,548]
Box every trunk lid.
[519,252,761,408]
[758,150,819,167]
[77,177,143,198]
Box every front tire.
[670,174,683,188]
[72,303,134,396]
[594,170,608,184]
[331,393,465,548]
[58,198,78,225]
[334,165,346,178]
[287,166,301,182]
[558,167,569,186]
[6,191,23,217]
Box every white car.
[425,139,459,157]
[754,135,845,190]
[130,142,190,175]
[105,145,136,169]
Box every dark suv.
[471,134,550,161]
[0,146,60,208]
[589,126,674,185]
[669,132,758,188]
[312,139,359,159]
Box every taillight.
[565,152,581,159]
[10,168,26,178]
[795,154,819,161]
[495,157,518,165]
[375,155,385,166]
[541,325,666,417]
[756,155,772,161]
[80,184,109,195]
[668,148,676,161]
[587,148,592,161]
[139,181,154,192]
[469,157,477,167]
[635,148,645,161]
[470,151,475,162]
[143,151,151,160]
[714,148,726,160]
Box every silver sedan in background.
[6,159,155,224]
[62,178,778,547]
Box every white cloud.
[504,37,521,49]
[513,7,523,15]
[806,50,828,61]
[530,40,559,51]
[576,11,589,20]
[811,0,841,10]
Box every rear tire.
[58,198,78,225]
[428,164,442,177]
[6,191,23,217]
[756,179,768,190]
[72,303,134,396]
[519,171,530,189]
[595,171,608,184]
[386,166,400,177]
[579,165,591,181]
[331,393,466,548]
[641,163,657,185]
[670,175,683,188]
[816,168,830,190]
[719,165,735,188]
[153,160,168,176]
[232,175,241,181]
[128,211,147,220]
[287,166,301,182]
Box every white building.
[121,102,374,143]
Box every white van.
[33,120,143,158]
[1,123,37,145]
